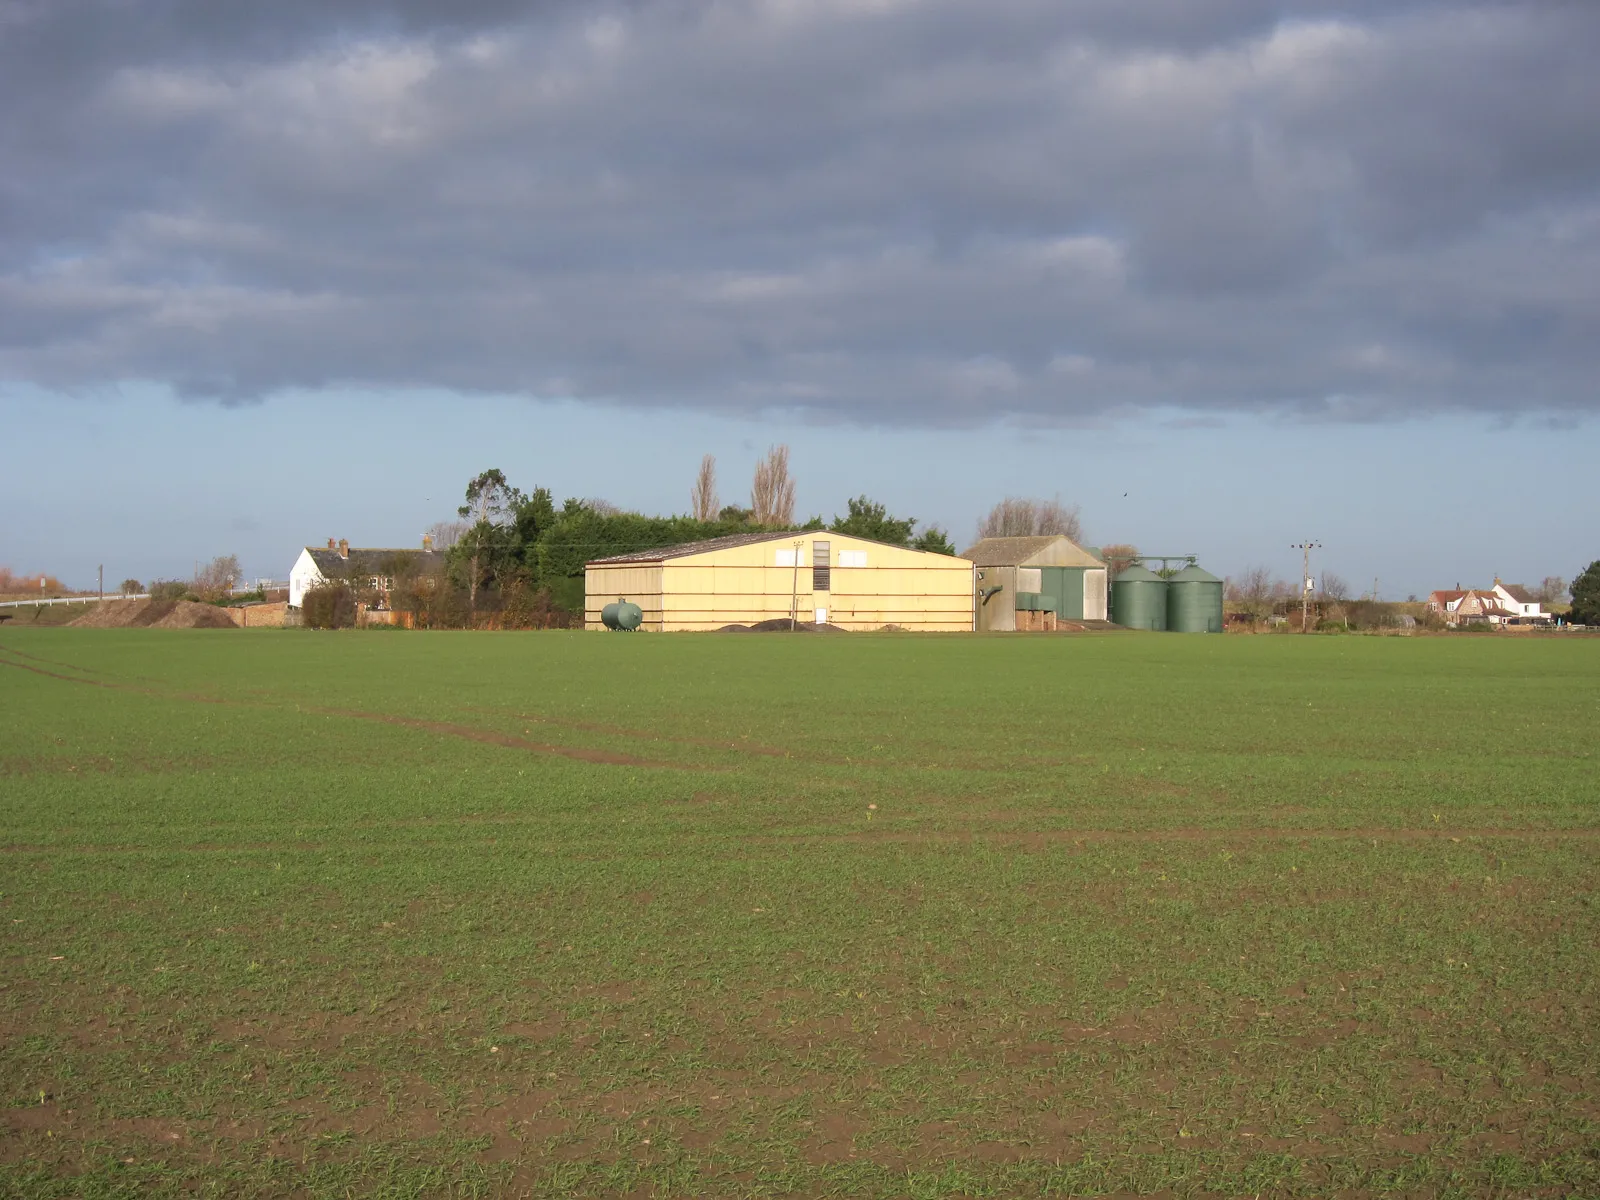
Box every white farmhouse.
[1489,579,1548,622]
[289,537,447,608]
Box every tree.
[192,554,241,601]
[913,527,956,555]
[1537,576,1569,605]
[1225,566,1278,621]
[1569,561,1600,625]
[119,578,142,597]
[1320,572,1350,602]
[456,469,525,612]
[1099,544,1141,577]
[426,520,471,551]
[977,496,1082,542]
[691,454,720,521]
[830,496,915,546]
[719,504,754,524]
[751,444,796,527]
[302,584,357,630]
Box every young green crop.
[1,629,1596,1197]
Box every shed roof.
[960,535,1105,568]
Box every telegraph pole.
[1291,541,1321,632]
[98,564,103,604]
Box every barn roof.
[588,531,801,565]
[588,530,972,566]
[959,535,1105,568]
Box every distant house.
[1489,580,1548,622]
[1452,590,1518,625]
[1426,589,1466,619]
[1427,579,1548,626]
[289,537,447,609]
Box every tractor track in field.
[751,826,1600,848]
[5,825,1595,859]
[312,707,697,770]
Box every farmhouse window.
[812,540,831,591]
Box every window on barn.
[812,540,831,591]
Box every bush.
[301,585,358,630]
[120,579,143,596]
[148,580,192,603]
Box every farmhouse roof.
[959,535,1105,568]
[1499,582,1536,603]
[1429,589,1466,603]
[306,547,447,576]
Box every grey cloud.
[1,0,1597,422]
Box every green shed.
[960,536,1109,631]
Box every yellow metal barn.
[586,532,975,632]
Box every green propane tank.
[602,599,643,631]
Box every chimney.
[327,537,336,550]
[338,538,349,560]
[422,534,434,552]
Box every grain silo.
[1166,564,1224,633]
[1111,565,1168,630]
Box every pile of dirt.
[70,599,237,630]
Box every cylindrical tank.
[1166,564,1224,633]
[601,599,643,631]
[1111,565,1168,631]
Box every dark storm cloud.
[2,0,1597,421]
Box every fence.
[0,594,150,609]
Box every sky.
[2,0,1596,597]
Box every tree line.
[331,446,1115,624]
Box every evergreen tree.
[1570,560,1600,624]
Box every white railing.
[0,594,150,609]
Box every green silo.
[1111,565,1167,630]
[1166,564,1224,633]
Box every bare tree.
[1225,566,1278,620]
[1537,576,1569,605]
[977,496,1083,542]
[751,444,796,527]
[192,554,242,600]
[1099,543,1141,576]
[584,498,622,516]
[1320,572,1350,602]
[690,454,720,522]
[426,520,471,551]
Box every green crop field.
[1,629,1596,1198]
